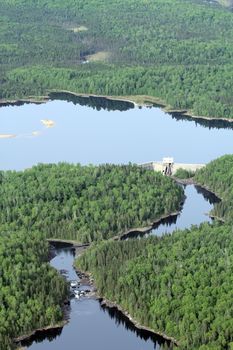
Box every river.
[21,185,219,350]
[0,94,227,349]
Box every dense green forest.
[0,163,182,348]
[0,227,68,349]
[77,156,233,349]
[195,154,233,221]
[0,163,183,243]
[78,223,233,350]
[174,168,195,179]
[0,0,233,118]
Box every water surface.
[1,96,233,170]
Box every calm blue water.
[0,98,233,170]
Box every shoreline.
[174,177,225,222]
[173,176,223,202]
[1,90,233,123]
[115,210,182,240]
[99,297,179,346]
[47,238,90,248]
[14,320,68,344]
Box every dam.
[140,158,205,175]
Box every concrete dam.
[140,158,205,176]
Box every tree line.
[0,0,233,118]
[0,227,68,349]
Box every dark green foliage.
[0,0,233,117]
[0,163,182,347]
[78,222,233,349]
[174,168,195,179]
[0,163,183,243]
[195,154,233,221]
[0,228,68,349]
[77,156,233,349]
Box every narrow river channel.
[20,183,219,350]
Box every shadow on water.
[194,185,221,204]
[1,92,233,131]
[121,215,178,240]
[100,302,174,349]
[169,111,233,130]
[21,327,63,347]
[49,93,233,129]
[49,92,135,112]
[0,100,44,108]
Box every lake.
[1,93,233,170]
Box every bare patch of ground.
[70,26,88,33]
[86,51,111,62]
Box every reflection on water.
[101,303,173,349]
[49,92,135,111]
[51,92,233,130]
[195,185,221,204]
[22,327,63,347]
[170,111,233,130]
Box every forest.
[77,222,233,349]
[0,0,233,118]
[0,227,68,349]
[0,163,183,348]
[77,155,233,349]
[195,154,233,221]
[0,163,183,243]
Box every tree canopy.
[77,155,233,349]
[0,0,233,118]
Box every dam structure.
[140,158,205,176]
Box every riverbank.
[14,320,68,344]
[99,297,179,346]
[1,90,233,124]
[47,238,90,248]
[174,177,226,225]
[115,210,182,240]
